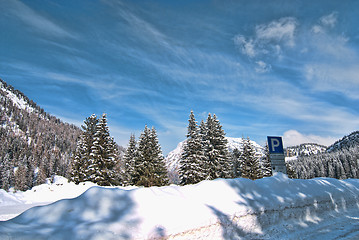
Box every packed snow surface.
[1,174,359,239]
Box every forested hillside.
[288,131,359,179]
[0,79,81,190]
[286,143,327,157]
[327,131,359,152]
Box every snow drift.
[1,173,359,239]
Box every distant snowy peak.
[226,137,264,154]
[286,143,327,157]
[327,131,359,153]
[165,137,264,171]
[165,140,186,171]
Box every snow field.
[0,173,359,239]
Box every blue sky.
[1,0,359,154]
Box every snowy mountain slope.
[286,143,327,157]
[0,78,81,191]
[165,140,186,172]
[0,80,34,113]
[1,174,359,239]
[327,131,359,152]
[226,137,264,156]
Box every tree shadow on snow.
[207,205,253,240]
[208,176,359,240]
[0,186,139,240]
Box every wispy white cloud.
[5,0,74,38]
[207,74,359,139]
[255,17,297,47]
[234,17,298,71]
[312,12,338,34]
[320,12,338,28]
[283,130,337,147]
[303,12,359,100]
[234,36,257,58]
[304,63,359,99]
[255,61,271,73]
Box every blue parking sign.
[267,136,284,154]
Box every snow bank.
[3,176,97,205]
[1,174,359,239]
[0,176,98,221]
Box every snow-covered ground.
[0,176,98,221]
[1,174,359,239]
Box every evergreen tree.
[149,127,169,186]
[203,113,230,180]
[240,137,262,180]
[286,162,297,179]
[133,125,168,187]
[71,114,98,184]
[212,114,231,178]
[88,113,118,186]
[123,134,137,186]
[70,134,87,184]
[132,125,150,186]
[35,164,47,186]
[179,111,206,185]
[199,119,208,157]
[14,165,28,191]
[0,153,13,191]
[231,148,242,178]
[261,143,272,177]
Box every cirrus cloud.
[234,17,298,72]
[283,130,337,147]
[312,12,338,34]
[255,17,297,47]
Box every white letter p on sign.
[271,138,280,152]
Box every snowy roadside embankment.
[0,176,97,221]
[1,173,359,239]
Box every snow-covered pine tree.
[88,113,118,186]
[149,127,169,186]
[212,114,231,178]
[123,134,137,186]
[286,162,297,179]
[231,148,242,178]
[71,114,98,184]
[261,142,272,177]
[14,165,28,191]
[240,137,262,180]
[133,125,168,187]
[202,114,213,179]
[70,134,87,184]
[106,136,121,185]
[82,114,98,180]
[179,111,206,185]
[203,113,230,180]
[132,125,151,186]
[0,153,13,191]
[35,164,47,186]
[199,119,210,178]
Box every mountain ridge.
[0,78,81,191]
[285,143,327,157]
[327,131,359,153]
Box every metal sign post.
[267,136,287,174]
